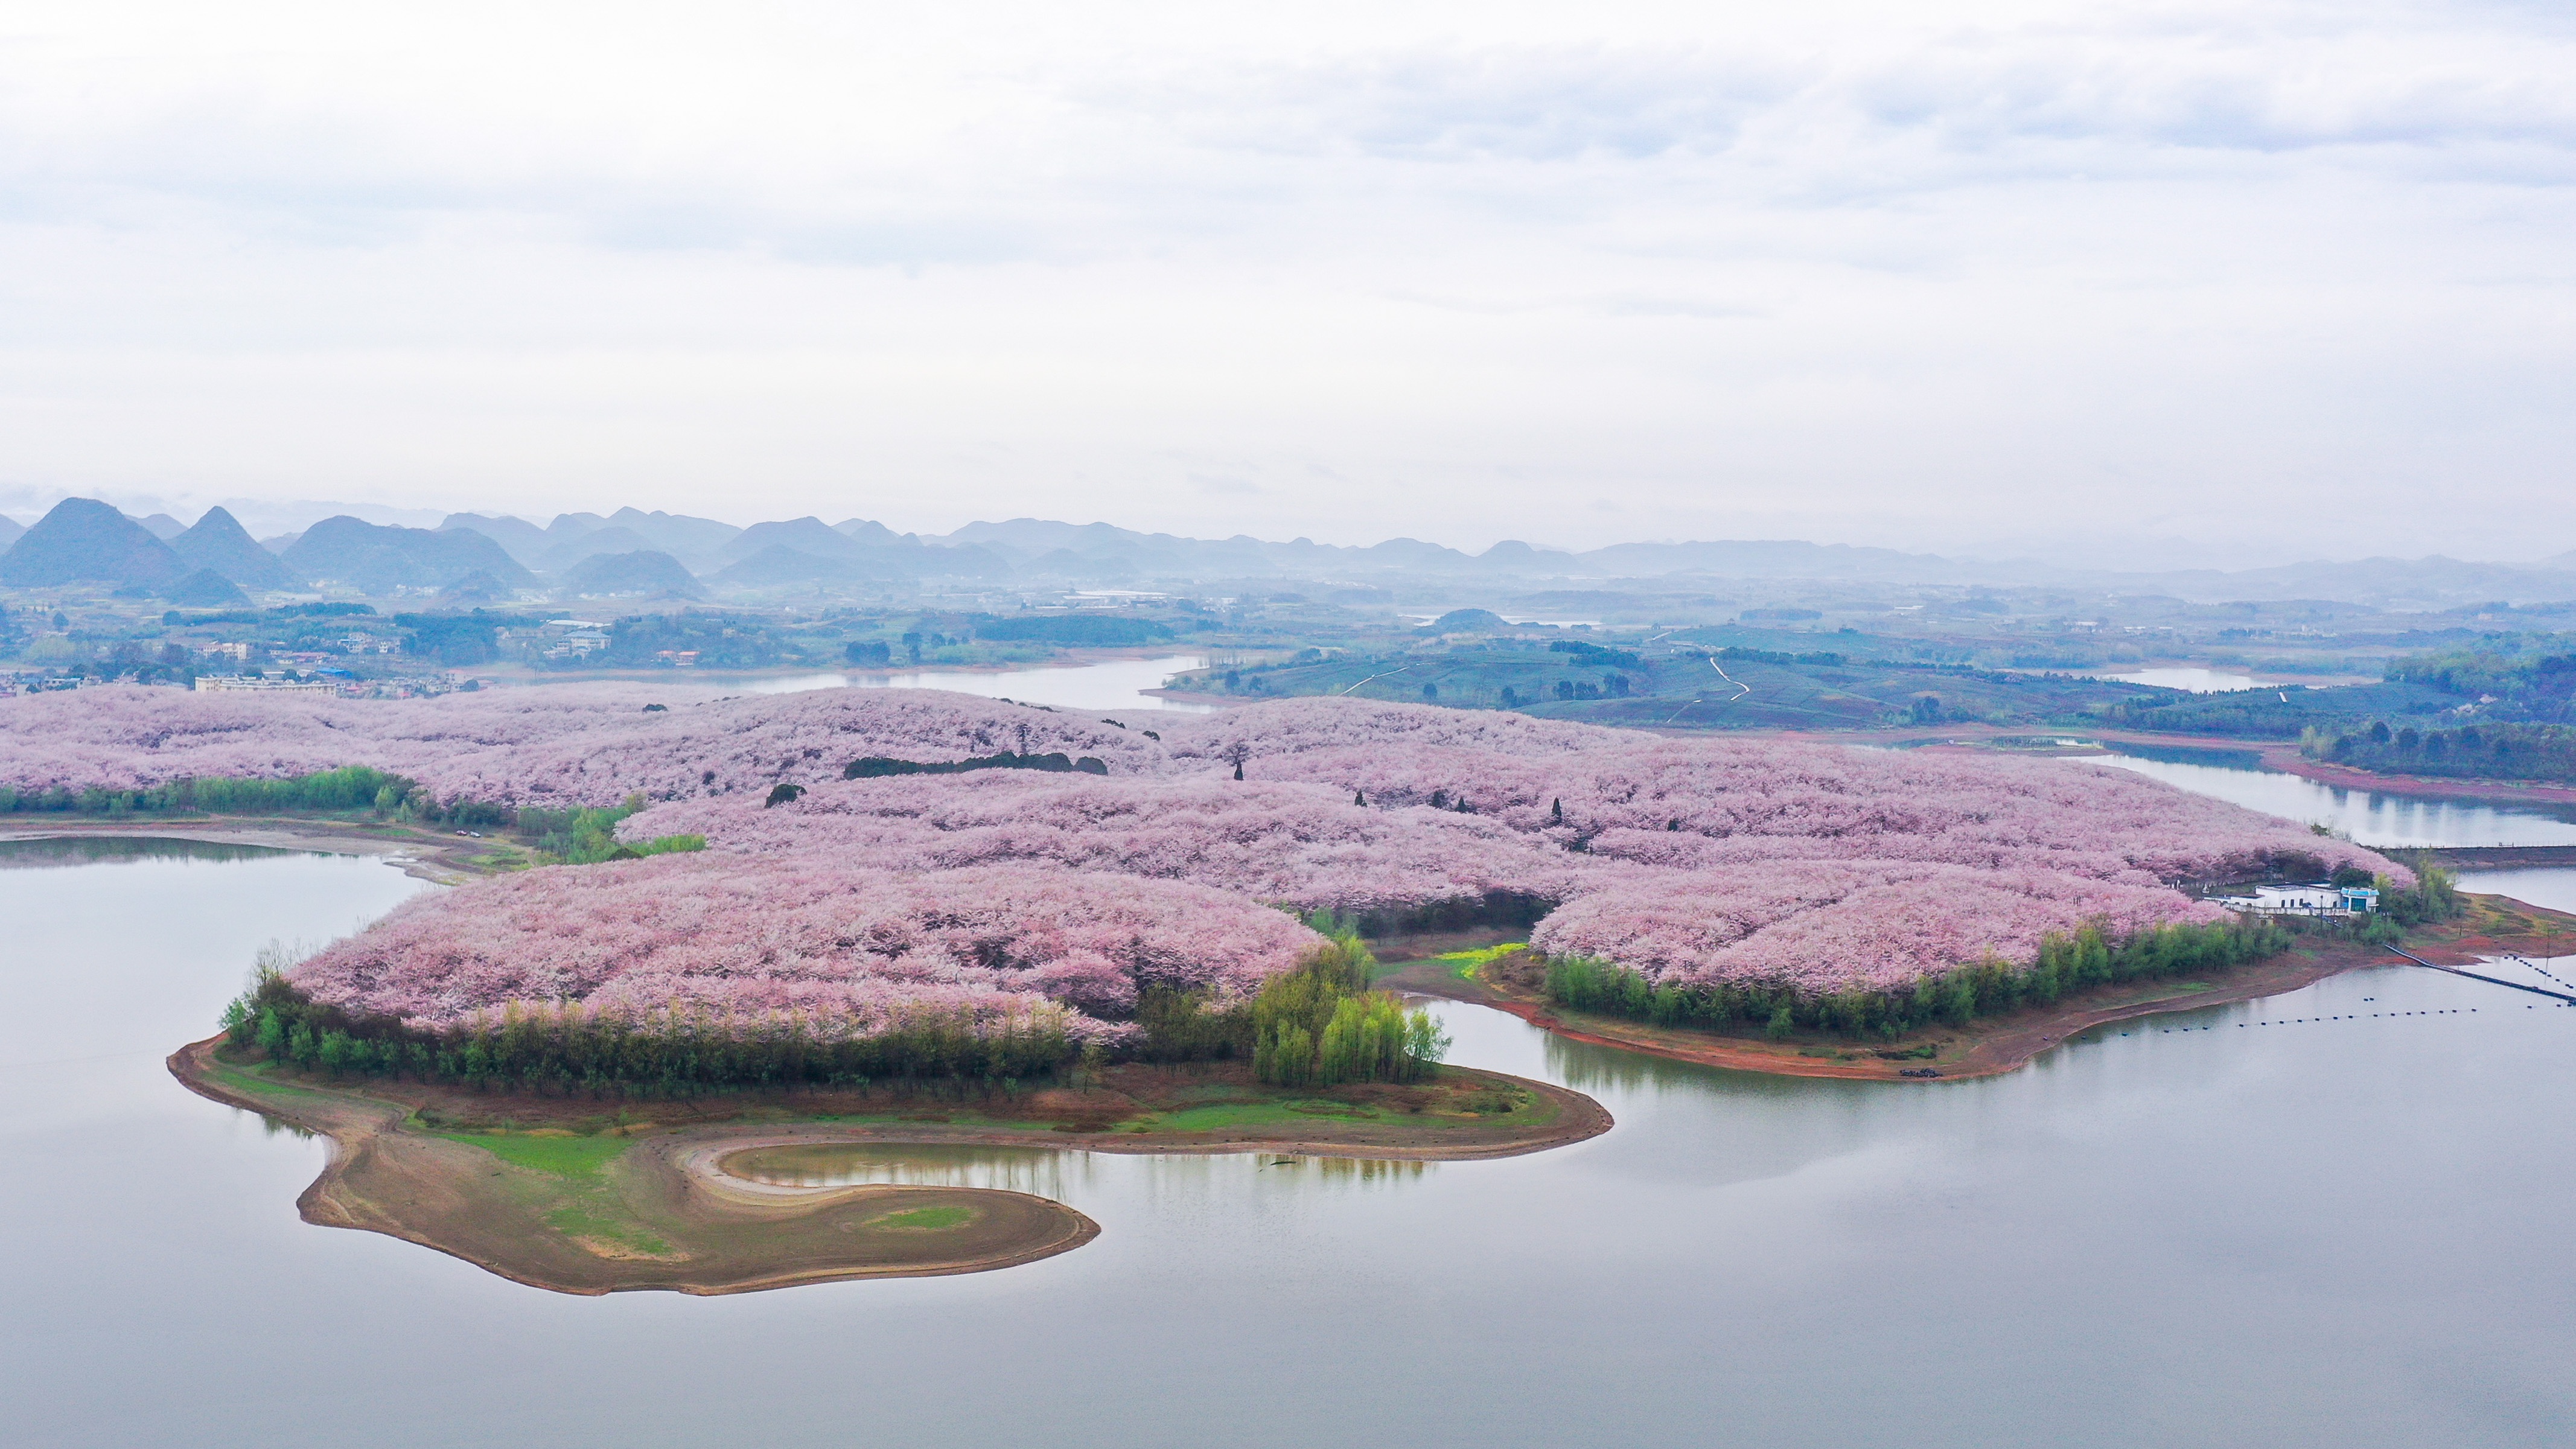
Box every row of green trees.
[1548,916,2296,1040]
[0,764,410,817]
[1545,869,2461,1040]
[221,932,1452,1097]
[225,970,1078,1095]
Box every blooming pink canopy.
[5,688,2403,1014]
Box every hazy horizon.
[9,489,2576,575]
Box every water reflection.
[724,1143,1081,1199]
[0,835,312,870]
[721,1141,1433,1202]
[2091,667,2266,693]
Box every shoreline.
[168,1039,1609,1295]
[0,815,497,884]
[1382,892,2576,1083]
[168,1035,1102,1296]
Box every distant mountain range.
[5,495,2576,608]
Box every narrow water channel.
[2,838,2569,1448]
[2077,750,2576,849]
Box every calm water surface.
[727,654,1215,711]
[4,839,2572,1448]
[2074,753,2576,849]
[2090,666,2271,692]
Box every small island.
[170,1036,1607,1296]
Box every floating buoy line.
[2106,957,2576,1037]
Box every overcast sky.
[1,1,2569,564]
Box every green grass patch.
[207,1062,336,1101]
[1429,942,1529,981]
[873,1205,975,1231]
[438,1131,632,1179]
[1137,1101,1380,1132]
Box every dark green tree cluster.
[1298,892,1552,941]
[393,611,502,665]
[2385,642,2576,718]
[843,750,1110,780]
[2104,681,2455,739]
[1710,645,1846,667]
[2308,721,2576,786]
[1546,914,2300,1040]
[1549,640,1644,669]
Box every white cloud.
[0,0,2571,559]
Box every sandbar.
[168,1040,1608,1295]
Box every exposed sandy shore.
[168,1040,1608,1295]
[169,1036,1101,1295]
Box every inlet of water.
[2072,751,2576,849]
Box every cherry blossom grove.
[1162,701,2403,888]
[0,684,1163,806]
[1528,861,2234,996]
[622,772,1616,914]
[6,686,2405,1010]
[290,856,1321,1037]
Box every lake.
[728,654,1217,712]
[2078,668,2374,693]
[4,838,2572,1448]
[2091,666,2272,692]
